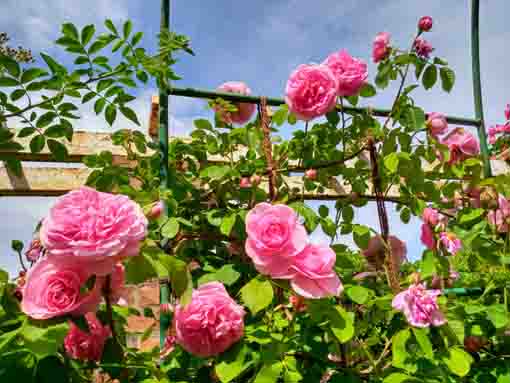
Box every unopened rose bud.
[418,16,433,32]
[239,177,252,189]
[480,187,499,210]
[25,239,42,263]
[305,169,317,181]
[148,201,164,219]
[464,336,485,353]
[250,174,261,186]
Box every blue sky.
[1,0,509,274]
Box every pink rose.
[21,256,105,319]
[148,201,163,219]
[25,238,43,263]
[362,235,407,269]
[305,169,317,180]
[174,282,245,358]
[422,207,441,226]
[40,187,147,275]
[322,50,368,97]
[372,32,391,63]
[506,104,510,121]
[413,38,433,58]
[290,244,343,299]
[216,81,256,125]
[488,195,510,232]
[439,232,462,255]
[245,203,307,278]
[420,224,436,250]
[441,128,480,165]
[285,64,338,121]
[392,283,446,328]
[427,112,448,137]
[418,16,433,32]
[489,126,498,145]
[64,312,111,361]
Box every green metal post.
[159,0,171,351]
[471,0,491,177]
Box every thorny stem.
[16,250,27,272]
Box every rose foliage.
[1,15,510,383]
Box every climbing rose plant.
[1,14,510,383]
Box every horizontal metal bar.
[169,86,482,127]
[442,287,484,296]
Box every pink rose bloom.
[216,81,256,125]
[21,256,105,319]
[290,244,343,299]
[488,195,510,232]
[413,38,433,58]
[505,104,510,121]
[363,235,407,265]
[285,64,338,121]
[420,224,436,250]
[245,203,307,278]
[174,282,245,358]
[392,283,446,328]
[372,32,391,63]
[322,50,368,97]
[148,201,163,219]
[418,16,433,32]
[489,126,499,145]
[25,238,43,263]
[64,312,111,362]
[305,169,317,180]
[441,128,480,165]
[422,207,441,226]
[439,232,462,255]
[427,112,448,137]
[40,187,148,275]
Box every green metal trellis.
[158,0,490,350]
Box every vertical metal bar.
[471,0,491,177]
[159,0,171,351]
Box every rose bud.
[305,169,317,180]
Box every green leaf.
[94,98,106,114]
[384,152,399,173]
[392,329,415,372]
[329,306,355,343]
[120,106,140,125]
[35,356,69,383]
[158,253,191,298]
[41,53,67,75]
[81,24,95,45]
[442,347,473,377]
[82,91,96,104]
[272,105,288,126]
[289,201,319,232]
[353,225,370,249]
[215,343,252,383]
[23,320,69,359]
[198,264,241,287]
[412,328,433,359]
[105,104,117,126]
[29,135,46,153]
[342,205,354,223]
[488,304,508,329]
[0,55,20,77]
[253,361,284,383]
[5,158,22,177]
[47,139,68,161]
[21,68,48,84]
[36,112,57,128]
[11,239,23,253]
[194,118,214,131]
[62,23,79,40]
[0,77,19,87]
[220,213,237,237]
[440,67,455,93]
[161,217,180,239]
[383,373,420,383]
[318,205,329,218]
[18,127,36,138]
[105,19,118,35]
[346,285,371,304]
[125,251,158,284]
[131,31,143,46]
[10,88,26,101]
[422,65,438,90]
[326,110,340,126]
[360,83,377,98]
[240,277,274,315]
[123,21,133,39]
[200,165,230,180]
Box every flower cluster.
[420,207,462,255]
[245,203,342,299]
[285,49,367,121]
[20,187,147,361]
